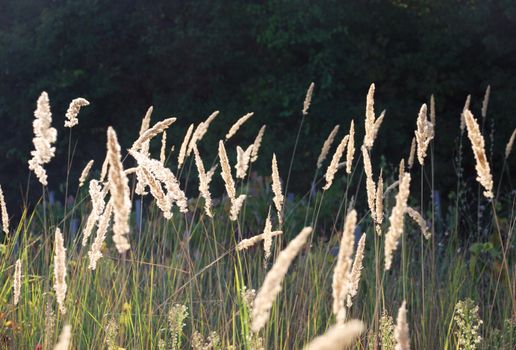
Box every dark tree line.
[0,0,515,209]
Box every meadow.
[0,83,514,349]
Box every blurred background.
[0,0,515,211]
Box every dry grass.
[0,83,513,349]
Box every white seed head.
[64,97,90,128]
[317,125,340,169]
[384,173,411,270]
[107,127,132,254]
[303,320,364,350]
[178,123,194,169]
[251,227,312,332]
[53,228,67,314]
[463,110,493,198]
[13,259,21,305]
[78,160,94,188]
[302,82,315,116]
[28,91,57,185]
[0,185,9,234]
[225,112,254,140]
[251,125,266,163]
[395,301,410,350]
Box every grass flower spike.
[0,185,8,234]
[13,259,21,305]
[78,159,94,188]
[332,210,357,324]
[317,125,340,169]
[28,91,57,185]
[225,112,254,140]
[395,301,410,350]
[304,319,364,350]
[463,110,493,198]
[64,97,89,128]
[384,173,411,270]
[302,82,315,116]
[53,228,67,314]
[252,227,312,332]
[107,127,132,253]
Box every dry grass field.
[0,83,514,349]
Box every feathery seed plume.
[137,106,154,163]
[407,137,416,169]
[131,118,176,151]
[130,150,188,213]
[206,164,218,185]
[384,173,411,270]
[463,110,493,198]
[405,207,430,240]
[504,128,516,159]
[332,210,357,324]
[364,83,375,147]
[177,123,194,169]
[303,320,364,350]
[302,82,315,116]
[262,209,273,263]
[53,228,67,314]
[81,180,106,246]
[64,97,89,128]
[395,301,410,350]
[251,227,312,332]
[28,92,57,185]
[317,125,340,169]
[0,185,8,234]
[364,83,385,149]
[347,233,366,308]
[107,127,132,253]
[88,202,113,270]
[415,104,434,166]
[219,140,236,198]
[100,153,109,183]
[187,111,220,156]
[160,131,167,164]
[323,135,349,190]
[78,160,94,187]
[13,258,21,305]
[372,110,386,143]
[481,85,490,120]
[346,120,355,174]
[218,141,246,220]
[192,146,213,217]
[251,125,266,163]
[376,170,384,234]
[235,144,253,179]
[197,110,219,141]
[230,194,247,221]
[225,112,254,140]
[362,146,376,221]
[460,95,471,133]
[53,324,72,350]
[271,154,284,224]
[140,166,172,219]
[429,94,436,127]
[237,230,282,251]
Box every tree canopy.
[1,0,515,204]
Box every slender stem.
[63,128,73,234]
[284,115,305,199]
[304,168,319,227]
[42,184,47,236]
[420,164,426,342]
